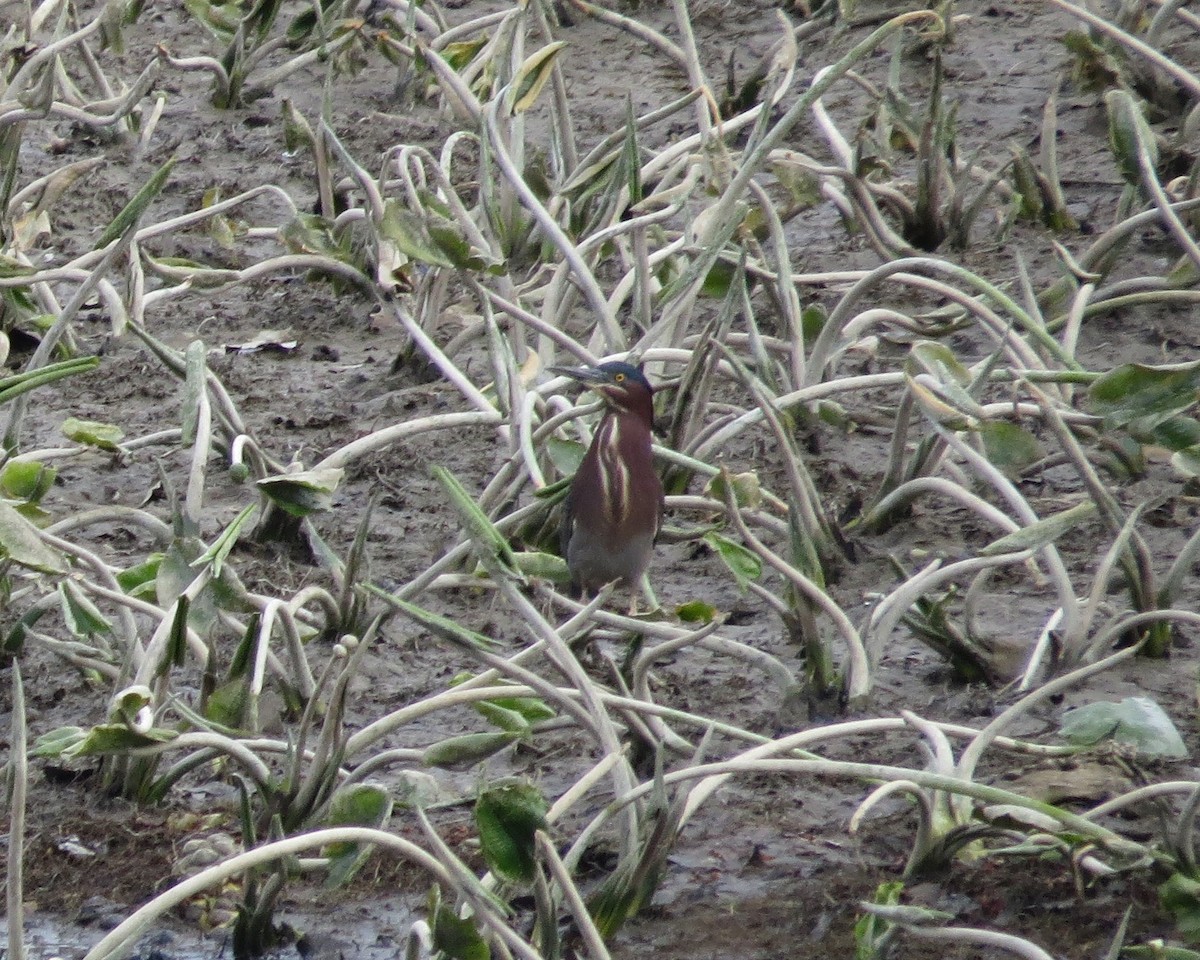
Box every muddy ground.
[4,0,1200,958]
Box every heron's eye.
[614,373,626,383]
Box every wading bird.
[548,361,664,600]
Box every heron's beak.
[547,364,609,386]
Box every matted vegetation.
[4,0,1200,958]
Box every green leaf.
[191,502,257,576]
[0,356,99,406]
[323,784,393,888]
[62,416,125,451]
[204,676,249,728]
[31,726,87,758]
[0,460,56,502]
[431,902,491,960]
[257,466,344,517]
[545,436,585,475]
[1059,696,1188,758]
[367,586,500,652]
[474,782,548,885]
[63,722,177,756]
[59,580,112,637]
[440,37,487,71]
[507,41,567,114]
[423,732,522,769]
[1160,873,1200,945]
[474,700,532,734]
[113,552,160,595]
[1172,445,1200,478]
[181,340,207,446]
[980,501,1096,556]
[702,531,762,591]
[378,199,455,269]
[1088,362,1200,428]
[483,695,555,724]
[979,421,1043,477]
[676,600,718,624]
[0,499,67,573]
[508,550,570,583]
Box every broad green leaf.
[63,722,177,756]
[483,695,555,724]
[980,501,1096,556]
[379,199,455,269]
[323,784,394,888]
[1159,873,1200,945]
[116,555,163,597]
[31,726,87,758]
[905,341,972,386]
[545,436,585,475]
[1152,416,1200,452]
[431,902,490,960]
[475,700,532,734]
[257,466,344,517]
[475,782,548,885]
[979,421,1043,477]
[0,459,56,502]
[59,580,112,637]
[1059,696,1188,758]
[62,416,124,451]
[440,37,487,71]
[204,676,249,728]
[676,600,718,624]
[507,41,567,114]
[0,499,67,573]
[1088,362,1200,428]
[423,732,521,769]
[702,531,762,591]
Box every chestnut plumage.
[549,362,664,594]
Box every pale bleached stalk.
[865,551,1035,665]
[6,12,104,93]
[718,479,871,702]
[1083,781,1200,821]
[695,372,906,457]
[7,665,27,960]
[881,920,1055,960]
[930,420,1080,643]
[45,506,172,544]
[1137,132,1200,273]
[314,410,501,472]
[483,101,623,350]
[563,0,687,66]
[432,9,510,48]
[866,476,1022,534]
[954,642,1144,798]
[83,829,462,960]
[536,832,611,960]
[670,0,714,138]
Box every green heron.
[549,361,664,597]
